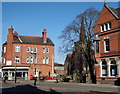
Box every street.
[1,80,120,94]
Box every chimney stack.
[42,29,47,43]
[8,26,14,33]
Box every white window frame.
[104,39,110,52]
[27,47,31,52]
[26,57,30,63]
[26,56,34,64]
[110,60,117,77]
[101,61,107,77]
[14,56,20,63]
[46,57,49,64]
[43,48,49,54]
[3,58,6,64]
[42,57,46,64]
[42,57,49,64]
[15,45,20,52]
[33,47,37,53]
[4,47,6,53]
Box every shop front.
[2,67,29,80]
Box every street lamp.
[30,52,37,77]
[15,60,17,83]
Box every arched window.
[102,60,107,76]
[110,60,117,76]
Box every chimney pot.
[42,29,47,43]
[8,25,14,32]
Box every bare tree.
[59,8,99,83]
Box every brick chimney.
[7,26,14,43]
[6,26,14,62]
[42,29,47,43]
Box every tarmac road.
[1,80,120,94]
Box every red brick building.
[2,26,54,80]
[94,3,120,84]
[54,63,64,75]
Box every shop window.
[110,60,117,76]
[102,60,107,76]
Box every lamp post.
[15,61,17,83]
[30,52,37,77]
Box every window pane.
[102,61,107,76]
[15,46,20,52]
[101,24,104,31]
[102,68,107,76]
[105,23,108,30]
[42,57,45,64]
[34,47,37,53]
[105,39,110,51]
[46,57,49,64]
[110,66,117,76]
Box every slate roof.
[13,35,54,46]
[109,7,120,18]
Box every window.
[26,56,33,64]
[4,47,6,53]
[3,58,6,64]
[102,60,107,76]
[27,47,37,53]
[42,57,46,64]
[104,39,110,52]
[43,48,49,53]
[108,22,111,30]
[46,57,49,64]
[14,56,20,63]
[15,46,20,52]
[42,57,49,64]
[33,47,37,53]
[110,60,117,76]
[100,22,111,32]
[101,24,104,32]
[27,47,31,52]
[96,41,99,53]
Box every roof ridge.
[19,35,50,39]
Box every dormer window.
[100,22,111,32]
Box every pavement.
[1,80,120,94]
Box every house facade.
[2,26,54,80]
[94,3,120,84]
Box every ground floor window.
[110,60,117,76]
[102,60,107,76]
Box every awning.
[2,67,29,69]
